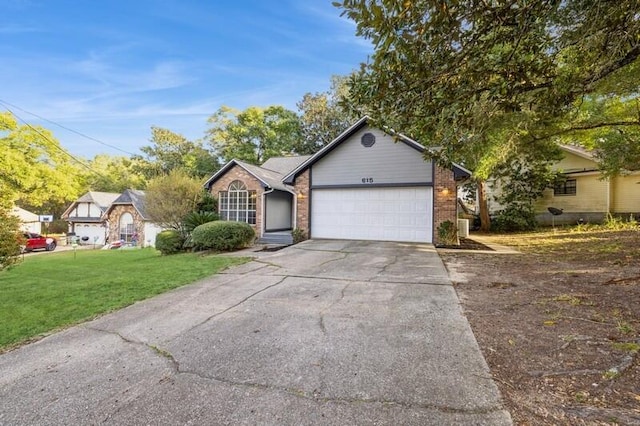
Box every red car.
[22,233,57,252]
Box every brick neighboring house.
[204,117,470,245]
[102,189,164,247]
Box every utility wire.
[0,98,137,156]
[1,104,108,179]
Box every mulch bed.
[436,237,494,251]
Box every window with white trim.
[119,213,135,242]
[219,180,256,224]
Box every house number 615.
[361,177,374,183]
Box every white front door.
[311,187,432,243]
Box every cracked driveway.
[0,240,511,425]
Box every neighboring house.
[204,117,470,245]
[534,145,640,225]
[61,191,120,245]
[102,189,164,247]
[12,206,41,234]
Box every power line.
[0,99,137,156]
[0,104,108,179]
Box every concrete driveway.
[0,240,511,425]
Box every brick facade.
[433,164,459,245]
[208,165,264,237]
[292,169,310,237]
[106,205,146,246]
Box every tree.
[0,207,23,271]
[490,155,563,232]
[0,111,84,210]
[143,169,204,237]
[206,105,303,165]
[553,93,640,176]
[335,1,640,228]
[82,154,147,192]
[133,127,219,180]
[297,75,358,153]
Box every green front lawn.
[0,248,249,350]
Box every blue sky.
[0,0,371,158]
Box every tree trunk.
[477,179,491,232]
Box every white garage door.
[311,187,432,243]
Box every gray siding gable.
[311,126,432,187]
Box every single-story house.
[534,145,640,225]
[102,189,164,247]
[11,206,41,234]
[204,117,470,245]
[61,191,120,245]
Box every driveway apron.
[0,240,512,425]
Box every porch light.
[441,188,450,196]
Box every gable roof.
[103,189,150,220]
[62,191,120,219]
[283,116,471,184]
[78,191,121,208]
[261,155,311,174]
[204,158,302,192]
[11,206,39,222]
[560,144,596,161]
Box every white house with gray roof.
[62,191,120,245]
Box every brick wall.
[292,169,310,237]
[208,165,264,237]
[433,165,458,245]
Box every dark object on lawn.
[548,207,564,216]
[548,207,563,228]
[81,236,90,242]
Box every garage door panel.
[311,187,432,243]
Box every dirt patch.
[440,228,640,425]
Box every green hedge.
[155,230,184,255]
[191,221,255,251]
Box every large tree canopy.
[133,127,219,180]
[296,75,359,154]
[206,105,303,165]
[336,1,640,173]
[82,154,147,193]
[0,111,83,209]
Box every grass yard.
[0,248,248,351]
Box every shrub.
[437,220,459,245]
[603,213,639,231]
[196,191,218,213]
[492,205,538,232]
[191,221,255,251]
[155,230,184,255]
[183,211,219,233]
[182,211,219,249]
[0,208,23,271]
[292,227,307,244]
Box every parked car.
[22,233,57,252]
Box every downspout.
[606,177,612,217]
